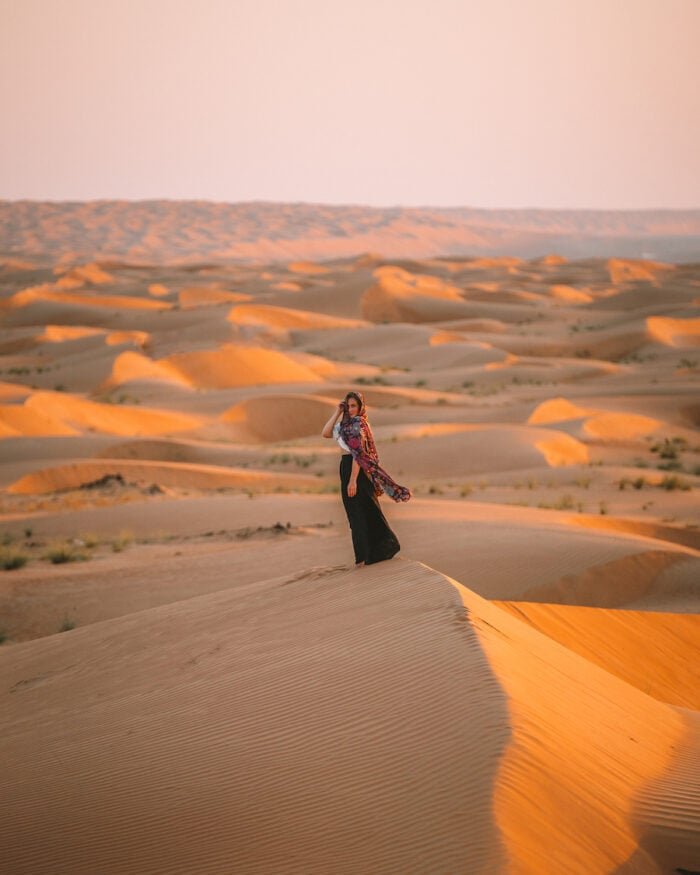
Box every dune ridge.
[1,559,697,873]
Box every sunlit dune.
[147,283,170,297]
[361,265,470,323]
[539,254,569,265]
[105,329,150,347]
[54,261,115,285]
[484,352,519,371]
[6,458,320,495]
[582,412,662,440]
[220,393,338,442]
[448,573,699,873]
[549,283,594,304]
[0,404,79,438]
[429,329,468,345]
[21,390,202,436]
[528,397,597,424]
[288,260,330,274]
[227,303,368,332]
[646,316,700,347]
[607,257,676,285]
[271,281,303,291]
[492,601,700,708]
[178,286,252,309]
[381,424,589,474]
[534,432,590,465]
[7,287,171,311]
[106,350,191,388]
[1,559,697,873]
[38,325,106,342]
[165,344,327,388]
[1,236,699,872]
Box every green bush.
[0,548,28,570]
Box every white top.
[332,420,351,453]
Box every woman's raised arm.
[321,403,344,438]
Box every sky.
[1,0,699,209]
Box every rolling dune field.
[1,246,698,873]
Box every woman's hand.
[347,479,357,498]
[337,402,345,416]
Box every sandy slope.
[1,248,699,872]
[1,558,697,874]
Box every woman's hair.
[344,391,365,416]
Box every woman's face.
[346,396,360,416]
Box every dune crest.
[607,258,676,285]
[528,397,597,424]
[20,390,202,437]
[447,573,700,873]
[361,266,469,323]
[7,458,320,495]
[647,316,700,347]
[1,559,697,873]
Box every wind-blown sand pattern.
[1,244,699,873]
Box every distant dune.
[1,200,700,263]
[1,223,699,872]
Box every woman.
[321,390,411,567]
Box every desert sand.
[1,249,699,873]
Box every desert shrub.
[111,530,133,553]
[552,494,575,510]
[0,548,28,570]
[659,476,691,491]
[44,542,89,564]
[80,532,100,548]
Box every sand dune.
[375,423,589,475]
[361,265,472,323]
[1,242,699,871]
[10,390,203,438]
[105,344,331,390]
[1,558,697,873]
[55,261,115,285]
[178,286,252,309]
[220,393,339,442]
[0,405,79,438]
[647,315,700,347]
[607,257,676,285]
[6,286,172,312]
[548,283,594,304]
[448,571,700,873]
[227,303,368,334]
[3,201,700,261]
[492,600,700,708]
[7,458,321,495]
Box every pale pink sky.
[1,0,698,208]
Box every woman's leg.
[354,467,400,565]
[340,456,369,564]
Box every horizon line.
[2,197,700,213]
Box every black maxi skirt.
[340,454,400,565]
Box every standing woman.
[321,390,411,567]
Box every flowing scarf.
[339,399,412,503]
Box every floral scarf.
[339,396,412,503]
